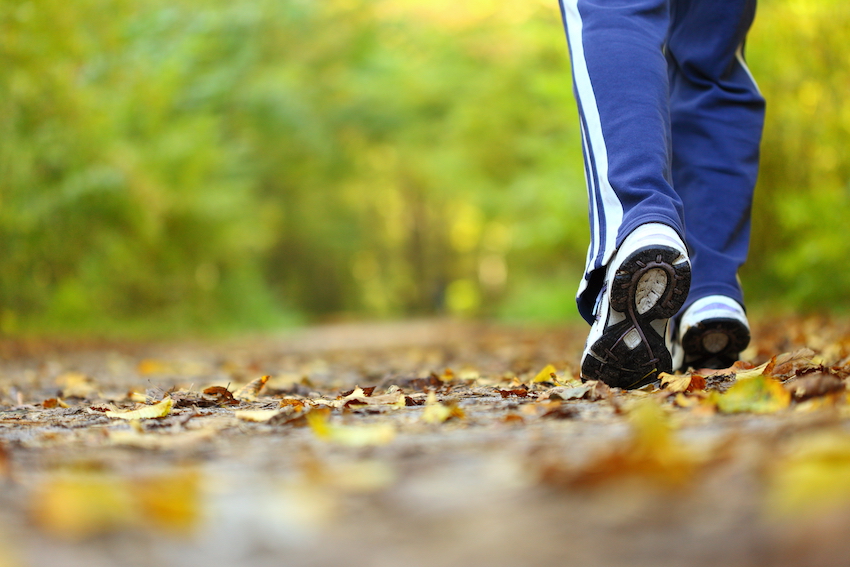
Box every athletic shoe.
[581,223,691,389]
[669,295,750,371]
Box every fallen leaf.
[660,373,706,393]
[202,386,238,405]
[307,410,395,447]
[279,399,306,411]
[56,372,99,399]
[731,361,769,381]
[715,376,791,414]
[764,348,817,378]
[127,391,147,403]
[234,375,270,402]
[31,470,200,540]
[766,431,850,517]
[674,393,701,408]
[421,392,466,424]
[532,364,559,383]
[541,399,699,487]
[498,386,529,398]
[541,385,590,401]
[105,398,173,420]
[784,373,846,402]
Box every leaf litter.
[3,318,850,566]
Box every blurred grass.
[0,0,847,337]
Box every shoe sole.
[582,245,691,389]
[679,318,750,370]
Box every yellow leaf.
[766,432,850,517]
[660,372,689,393]
[732,361,769,380]
[56,372,99,399]
[532,364,558,383]
[105,397,173,420]
[128,391,147,403]
[33,474,133,540]
[661,373,706,393]
[715,376,790,414]
[674,393,700,408]
[306,409,395,447]
[234,375,269,401]
[31,470,200,540]
[545,399,698,487]
[421,391,466,424]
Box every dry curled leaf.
[764,348,817,378]
[541,385,590,401]
[660,373,706,393]
[498,386,529,398]
[202,386,238,405]
[234,375,269,402]
[279,398,306,411]
[784,373,846,402]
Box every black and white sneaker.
[580,223,691,389]
[670,295,750,371]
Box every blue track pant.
[558,0,766,324]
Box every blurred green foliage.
[0,0,847,336]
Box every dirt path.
[1,318,850,567]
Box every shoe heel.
[609,245,690,320]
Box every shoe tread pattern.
[582,245,691,389]
[680,317,750,371]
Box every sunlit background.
[1,0,848,337]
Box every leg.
[667,0,765,311]
[558,0,692,387]
[558,0,687,323]
[667,0,765,368]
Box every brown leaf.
[785,373,846,402]
[279,399,306,411]
[764,348,817,378]
[202,386,238,405]
[498,386,529,398]
[170,390,218,408]
[391,374,442,392]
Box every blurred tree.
[0,0,847,337]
